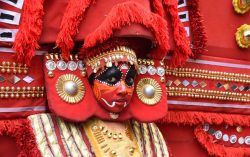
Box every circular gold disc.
[136,78,162,105]
[56,74,85,103]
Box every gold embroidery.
[0,61,28,74]
[83,118,142,157]
[0,86,44,99]
[167,87,250,102]
[166,66,250,83]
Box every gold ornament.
[136,78,162,105]
[233,0,250,14]
[56,74,85,103]
[235,24,250,48]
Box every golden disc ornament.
[235,24,250,48]
[136,78,162,105]
[233,0,250,14]
[56,74,85,103]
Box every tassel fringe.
[187,0,207,57]
[13,0,44,65]
[158,111,250,127]
[0,119,42,157]
[163,0,192,67]
[56,0,93,60]
[82,2,170,59]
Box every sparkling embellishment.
[57,60,67,70]
[230,135,237,144]
[166,80,173,87]
[174,79,181,86]
[8,75,21,84]
[67,61,78,71]
[245,86,250,91]
[77,61,85,70]
[216,82,223,88]
[182,80,190,87]
[110,112,119,119]
[147,66,157,75]
[223,84,230,90]
[45,60,56,71]
[238,137,245,144]
[139,65,147,74]
[156,67,165,76]
[191,80,199,87]
[203,124,210,132]
[199,81,207,88]
[208,128,215,135]
[231,85,238,91]
[239,85,245,91]
[236,126,243,133]
[0,75,5,82]
[223,134,229,142]
[23,76,34,84]
[214,130,223,140]
[245,136,250,145]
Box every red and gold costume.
[0,0,192,157]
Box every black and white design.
[178,11,189,22]
[0,28,18,42]
[0,9,21,25]
[0,0,24,9]
[178,0,187,8]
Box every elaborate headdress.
[12,0,193,122]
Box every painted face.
[92,63,136,113]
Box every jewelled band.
[85,46,138,74]
[203,124,250,146]
[0,86,44,98]
[0,61,28,74]
[166,66,250,83]
[167,87,250,102]
[45,53,86,78]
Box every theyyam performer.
[0,0,191,156]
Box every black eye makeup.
[95,65,122,86]
[125,65,136,87]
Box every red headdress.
[12,0,192,122]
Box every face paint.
[92,63,136,113]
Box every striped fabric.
[28,113,169,157]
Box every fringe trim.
[56,0,93,60]
[82,2,170,59]
[194,125,250,157]
[13,0,44,65]
[157,111,250,127]
[0,119,42,157]
[186,0,207,57]
[150,0,165,17]
[163,0,192,67]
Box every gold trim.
[233,0,250,14]
[167,87,250,102]
[85,46,138,73]
[0,61,28,74]
[136,78,162,105]
[56,74,85,103]
[0,86,44,99]
[166,66,250,83]
[235,24,250,48]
